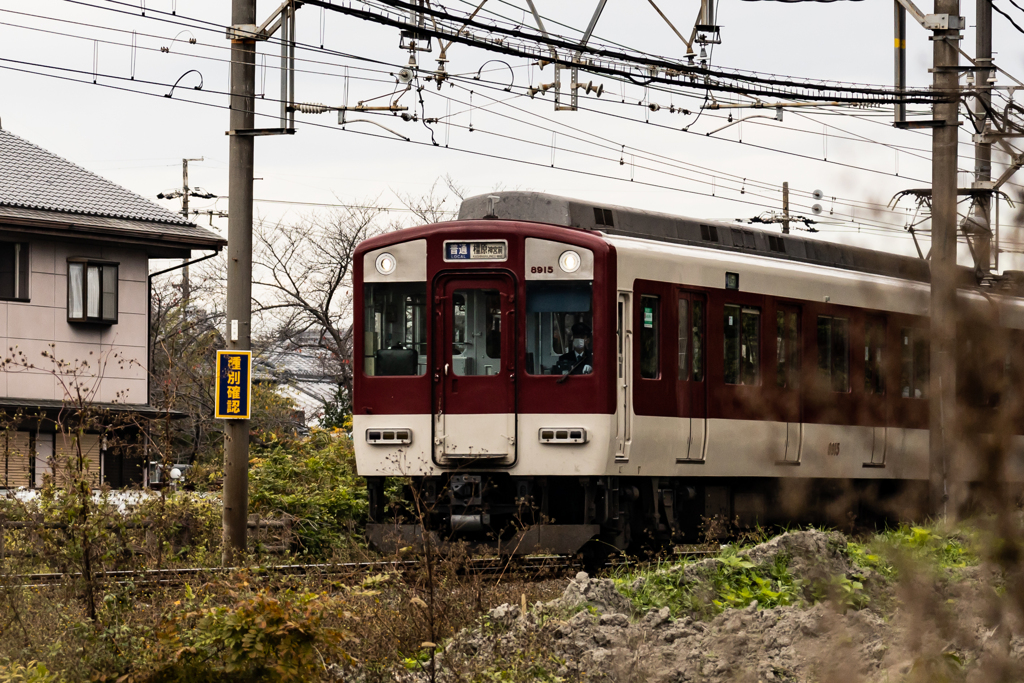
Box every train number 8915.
[827,442,841,457]
[530,265,554,274]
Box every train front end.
[353,203,616,554]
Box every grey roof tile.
[0,129,223,247]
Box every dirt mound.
[385,529,1024,682]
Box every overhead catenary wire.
[0,54,937,240]
[0,58,930,241]
[0,11,941,217]
[991,0,1024,34]
[14,1,1015,240]
[38,0,1010,178]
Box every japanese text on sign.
[443,240,507,262]
[215,350,251,419]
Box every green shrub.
[146,584,351,682]
[0,661,63,683]
[248,430,367,557]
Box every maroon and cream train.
[353,191,1024,554]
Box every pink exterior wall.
[0,240,149,405]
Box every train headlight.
[558,250,581,273]
[375,252,397,275]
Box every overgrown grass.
[613,545,801,619]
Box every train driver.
[553,322,593,375]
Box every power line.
[992,0,1024,34]
[0,11,917,219]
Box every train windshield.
[525,281,594,375]
[363,282,427,376]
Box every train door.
[615,291,632,461]
[777,304,802,463]
[677,290,708,461]
[432,274,517,463]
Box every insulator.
[295,103,330,114]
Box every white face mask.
[573,338,586,353]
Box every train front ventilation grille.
[365,429,412,445]
[538,428,588,444]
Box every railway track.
[2,548,719,590]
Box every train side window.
[865,317,886,394]
[640,295,660,379]
[692,299,705,382]
[724,304,760,385]
[900,328,929,398]
[815,317,847,393]
[817,316,850,392]
[617,301,624,379]
[776,307,800,389]
[678,298,689,380]
[678,296,706,382]
[364,282,427,376]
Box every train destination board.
[215,350,252,420]
[443,240,507,262]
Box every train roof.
[457,191,990,291]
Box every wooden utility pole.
[180,157,203,303]
[929,0,961,518]
[782,181,790,234]
[223,0,257,564]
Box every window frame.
[639,295,661,380]
[724,303,761,386]
[66,258,119,324]
[775,306,800,390]
[900,327,930,399]
[816,314,851,393]
[864,316,887,395]
[677,292,706,383]
[0,241,30,302]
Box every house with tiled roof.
[0,126,226,489]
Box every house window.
[0,242,30,301]
[68,260,118,323]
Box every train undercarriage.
[364,474,930,557]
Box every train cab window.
[776,308,800,389]
[817,316,850,392]
[364,282,427,376]
[451,289,501,376]
[525,281,593,375]
[865,317,886,394]
[724,305,760,385]
[640,296,660,379]
[900,328,929,398]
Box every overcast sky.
[1,0,1022,270]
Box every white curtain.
[68,263,84,318]
[87,265,100,318]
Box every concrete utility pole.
[782,181,790,234]
[223,0,257,564]
[974,0,993,271]
[929,0,961,518]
